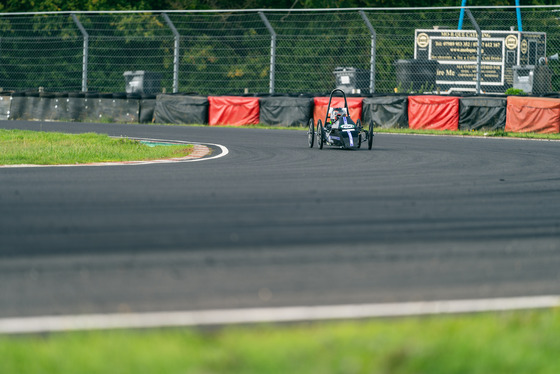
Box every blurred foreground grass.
[1,308,559,374]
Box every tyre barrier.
[1,92,559,134]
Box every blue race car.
[308,89,373,150]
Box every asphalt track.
[1,120,560,321]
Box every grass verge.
[0,129,193,165]
[1,308,559,374]
[368,127,560,140]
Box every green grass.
[1,308,559,374]
[0,129,193,165]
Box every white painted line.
[124,137,230,164]
[1,295,559,334]
[178,142,229,163]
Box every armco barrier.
[505,96,560,134]
[154,94,209,124]
[459,97,506,131]
[408,95,459,131]
[208,96,260,126]
[313,96,364,124]
[362,95,408,128]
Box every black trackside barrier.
[9,93,63,121]
[9,93,35,120]
[33,93,56,121]
[458,96,506,131]
[67,92,86,121]
[259,96,313,127]
[2,92,514,134]
[26,92,40,120]
[84,96,139,123]
[362,95,409,128]
[113,92,128,99]
[7,92,140,123]
[139,94,157,123]
[49,93,70,121]
[153,94,209,125]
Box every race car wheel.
[317,120,324,149]
[368,120,374,150]
[307,118,315,148]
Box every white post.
[71,13,88,92]
[259,12,276,94]
[162,13,180,93]
[360,10,376,94]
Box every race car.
[307,89,373,150]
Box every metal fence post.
[515,0,523,32]
[259,11,276,94]
[162,13,180,94]
[71,13,88,92]
[465,8,481,94]
[359,10,376,94]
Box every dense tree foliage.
[2,0,560,13]
[1,0,559,94]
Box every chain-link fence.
[1,6,560,95]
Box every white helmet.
[330,107,345,122]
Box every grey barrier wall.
[83,94,140,123]
[140,95,157,123]
[259,96,313,127]
[9,93,38,121]
[1,6,560,96]
[67,92,86,121]
[153,94,209,124]
[7,92,140,123]
[0,96,10,120]
[362,96,409,129]
[458,97,507,131]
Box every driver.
[329,108,346,129]
[331,108,344,122]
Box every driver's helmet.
[330,107,345,123]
